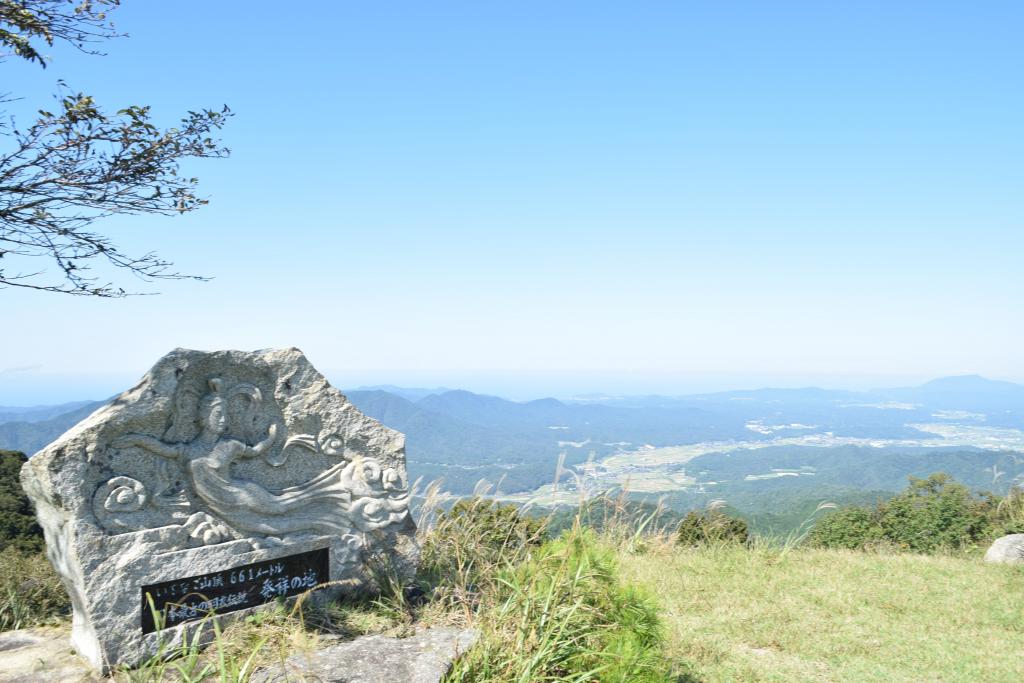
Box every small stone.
[983,534,1024,565]
[21,348,419,672]
[252,627,479,683]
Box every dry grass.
[618,541,1024,682]
[0,548,69,631]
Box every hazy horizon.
[3,363,1021,406]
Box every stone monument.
[21,348,418,671]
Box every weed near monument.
[444,527,673,682]
[412,491,676,681]
[0,548,68,631]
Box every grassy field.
[618,543,1024,682]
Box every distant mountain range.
[2,376,1023,501]
[348,385,456,402]
[585,375,1024,419]
[0,400,108,455]
[0,400,97,424]
[877,375,1024,414]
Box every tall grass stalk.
[776,501,838,553]
[995,485,1024,532]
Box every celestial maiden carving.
[98,376,409,547]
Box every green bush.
[0,450,44,553]
[803,505,883,551]
[879,474,994,552]
[675,509,749,546]
[808,473,1012,553]
[445,528,673,683]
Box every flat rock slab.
[252,627,478,683]
[0,628,96,683]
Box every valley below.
[498,421,1024,508]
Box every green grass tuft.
[445,525,676,682]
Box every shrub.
[0,451,72,632]
[804,505,882,551]
[418,497,547,610]
[879,474,994,552]
[441,498,547,556]
[0,450,44,553]
[808,473,1009,553]
[675,509,749,546]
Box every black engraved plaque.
[140,546,329,634]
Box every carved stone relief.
[21,348,419,671]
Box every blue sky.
[2,2,1022,403]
